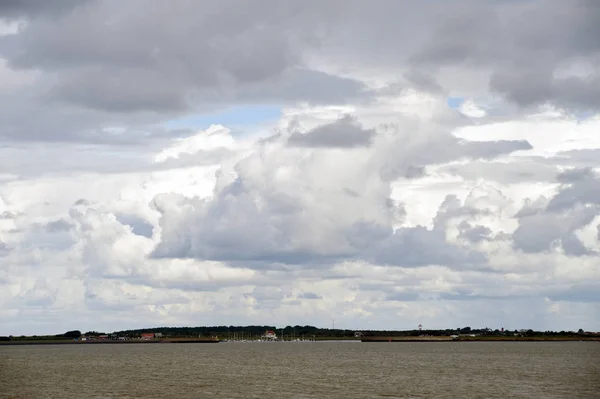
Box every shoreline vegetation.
[0,338,219,345]
[360,336,600,342]
[2,336,599,346]
[1,325,598,345]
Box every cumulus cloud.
[151,111,529,269]
[511,169,600,255]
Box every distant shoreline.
[360,336,600,342]
[0,338,219,346]
[2,336,599,346]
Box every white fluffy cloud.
[1,1,599,335]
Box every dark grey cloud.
[460,140,533,159]
[0,0,85,18]
[0,0,345,114]
[433,194,489,230]
[288,115,375,148]
[459,222,493,243]
[0,211,18,219]
[74,199,91,206]
[231,69,367,107]
[330,0,600,111]
[512,172,600,254]
[45,218,73,233]
[114,213,154,238]
[373,226,487,269]
[0,240,9,254]
[556,167,596,183]
[553,149,600,168]
[512,206,597,254]
[402,165,426,179]
[547,170,600,212]
[0,0,596,145]
[0,0,365,143]
[0,88,176,143]
[547,283,600,303]
[441,160,559,184]
[297,292,321,299]
[424,0,600,110]
[378,128,532,182]
[490,72,600,111]
[560,233,592,257]
[49,67,189,113]
[514,196,549,219]
[402,70,443,94]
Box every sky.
[0,0,599,335]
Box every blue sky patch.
[574,110,596,122]
[446,96,465,109]
[165,104,282,130]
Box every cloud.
[0,0,85,18]
[377,127,531,182]
[1,1,598,145]
[439,160,559,184]
[288,115,375,148]
[372,225,486,269]
[297,292,321,300]
[512,183,600,254]
[3,101,600,334]
[150,113,530,274]
[0,1,345,113]
[407,0,600,110]
[547,170,600,212]
[458,222,493,243]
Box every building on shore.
[141,333,154,340]
[261,330,278,341]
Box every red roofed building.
[261,330,277,341]
[141,333,154,340]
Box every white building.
[261,330,278,341]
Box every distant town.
[2,325,599,344]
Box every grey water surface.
[1,341,598,398]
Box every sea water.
[1,341,598,398]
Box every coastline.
[360,336,600,342]
[0,338,219,346]
[3,336,599,345]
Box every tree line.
[0,326,593,341]
[111,325,592,338]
